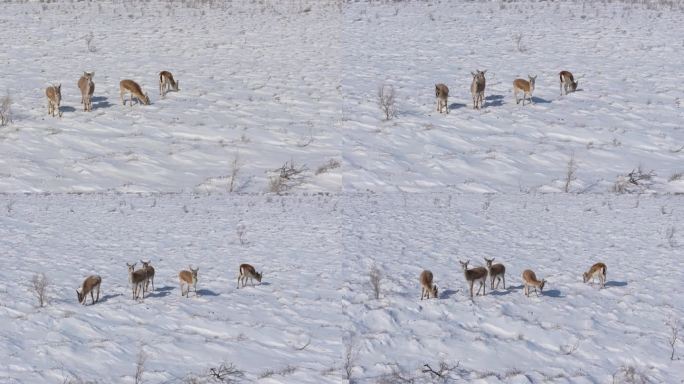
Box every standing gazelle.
[460,260,488,298]
[522,269,546,297]
[237,263,262,288]
[559,70,578,96]
[513,75,537,106]
[435,83,449,114]
[45,84,62,117]
[470,70,487,109]
[179,266,199,297]
[419,270,438,300]
[120,79,150,106]
[159,71,179,97]
[484,257,506,290]
[583,262,607,288]
[140,260,155,292]
[78,72,95,111]
[76,275,102,305]
[126,262,148,300]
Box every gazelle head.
[140,260,151,268]
[254,270,263,283]
[141,92,150,105]
[171,80,179,92]
[188,265,199,281]
[126,262,136,273]
[53,84,62,103]
[432,284,438,298]
[582,271,590,283]
[539,279,546,292]
[484,257,494,268]
[528,75,537,88]
[83,72,94,81]
[459,260,470,270]
[471,69,487,82]
[435,84,440,97]
[76,288,85,303]
[570,79,578,92]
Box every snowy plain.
[0,0,683,383]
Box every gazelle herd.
[435,69,578,112]
[420,259,607,300]
[75,261,262,305]
[44,70,179,117]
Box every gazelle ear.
[482,70,487,75]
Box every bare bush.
[84,32,97,53]
[207,363,244,383]
[669,171,683,182]
[612,166,656,194]
[667,317,680,360]
[31,273,49,307]
[343,337,357,381]
[135,347,147,384]
[268,159,308,194]
[228,152,241,193]
[512,32,526,52]
[236,222,247,246]
[666,226,677,248]
[315,159,341,175]
[564,152,577,192]
[422,361,459,381]
[612,365,652,384]
[369,264,382,299]
[0,91,12,126]
[378,84,396,120]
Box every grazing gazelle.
[583,262,607,288]
[237,263,262,288]
[78,72,95,111]
[484,257,506,290]
[119,79,150,106]
[45,84,62,117]
[460,260,488,298]
[435,83,449,114]
[76,275,102,305]
[140,260,155,292]
[126,262,148,300]
[522,269,546,297]
[159,71,179,97]
[419,270,438,300]
[559,70,578,96]
[513,75,537,106]
[179,266,199,297]
[470,69,487,109]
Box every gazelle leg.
[469,280,474,298]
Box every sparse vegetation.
[0,91,11,126]
[315,159,341,175]
[369,264,382,299]
[612,166,656,194]
[268,159,308,194]
[564,152,577,192]
[343,337,357,381]
[31,272,49,307]
[611,365,652,384]
[667,317,680,360]
[84,31,97,53]
[378,83,396,120]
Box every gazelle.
[140,260,155,292]
[435,83,449,114]
[522,269,546,297]
[159,71,179,97]
[76,275,102,305]
[179,266,199,297]
[513,75,537,106]
[559,70,578,96]
[45,84,62,117]
[120,79,150,106]
[78,72,95,111]
[484,257,506,290]
[126,262,148,300]
[237,263,262,288]
[470,69,487,109]
[583,262,607,288]
[460,260,488,298]
[419,270,438,300]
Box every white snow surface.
[1,1,684,383]
[0,193,683,383]
[0,1,682,193]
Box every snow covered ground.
[1,0,684,383]
[0,193,682,383]
[0,0,682,193]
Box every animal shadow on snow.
[439,289,459,299]
[530,96,552,104]
[196,289,219,296]
[542,289,563,298]
[147,285,173,298]
[489,287,514,296]
[96,293,122,303]
[605,281,627,288]
[484,94,504,108]
[59,106,76,114]
[448,102,466,110]
[91,96,113,110]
